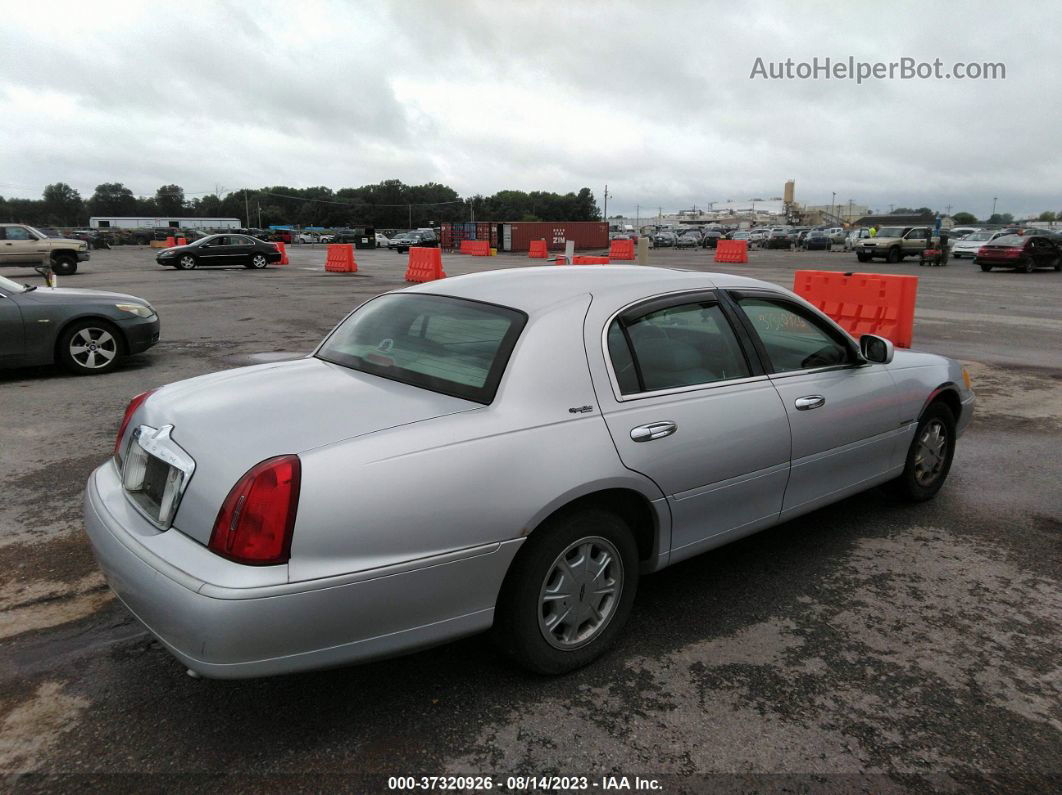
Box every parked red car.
[975,235,1061,273]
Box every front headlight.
[116,303,155,318]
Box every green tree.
[88,182,136,217]
[1038,211,1056,222]
[951,211,977,224]
[155,184,185,216]
[986,213,1014,225]
[41,182,84,226]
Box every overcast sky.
[1,0,1059,218]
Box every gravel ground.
[1,244,1059,792]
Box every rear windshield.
[316,293,527,404]
[988,235,1025,246]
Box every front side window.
[5,226,34,241]
[737,298,852,373]
[608,299,751,395]
[316,294,526,404]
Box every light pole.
[603,184,611,219]
[991,197,998,218]
[831,191,836,222]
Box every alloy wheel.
[69,327,118,370]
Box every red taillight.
[209,456,301,565]
[114,389,156,458]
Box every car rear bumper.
[83,463,521,678]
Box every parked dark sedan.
[699,229,724,249]
[653,232,677,248]
[155,234,282,270]
[0,274,159,374]
[764,230,794,250]
[803,232,831,251]
[975,235,1061,273]
[674,231,701,249]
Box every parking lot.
[1,245,1059,789]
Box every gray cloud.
[0,0,1058,218]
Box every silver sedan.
[84,267,974,678]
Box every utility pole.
[603,184,611,219]
[257,203,262,229]
[991,197,998,217]
[244,190,250,229]
[636,204,640,228]
[831,191,836,222]
[945,204,952,217]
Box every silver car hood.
[140,357,480,544]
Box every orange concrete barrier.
[459,240,490,256]
[176,237,187,246]
[553,256,568,265]
[714,240,749,263]
[325,244,358,273]
[165,236,176,247]
[405,247,446,283]
[793,270,918,348]
[571,255,610,265]
[528,240,548,258]
[608,239,635,260]
[274,242,289,265]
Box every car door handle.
[795,395,826,411]
[630,421,677,442]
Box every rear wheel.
[887,402,956,502]
[980,263,993,272]
[51,255,78,276]
[249,253,269,269]
[57,319,123,375]
[493,508,639,674]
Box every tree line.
[0,181,601,230]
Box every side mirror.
[860,334,894,364]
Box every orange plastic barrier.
[459,240,490,256]
[165,236,175,247]
[572,256,610,265]
[176,237,187,246]
[528,240,548,258]
[325,244,358,273]
[714,240,749,263]
[405,247,446,283]
[274,242,289,265]
[793,270,918,348]
[608,239,635,260]
[553,256,568,265]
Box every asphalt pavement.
[1,244,1059,792]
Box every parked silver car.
[84,267,974,678]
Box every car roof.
[403,266,775,314]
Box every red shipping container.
[506,222,609,252]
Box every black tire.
[856,252,871,263]
[51,255,77,276]
[493,508,639,675]
[1022,258,1034,273]
[886,247,901,263]
[887,402,956,502]
[1053,256,1061,272]
[980,263,993,272]
[175,254,197,270]
[56,319,124,375]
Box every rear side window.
[608,300,751,395]
[316,294,527,404]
